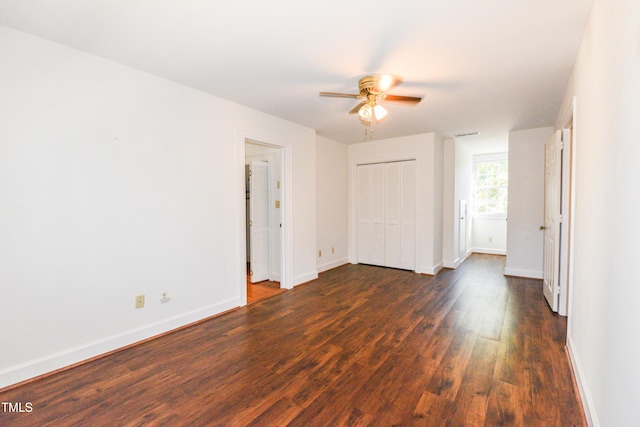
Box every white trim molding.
[417,262,444,276]
[503,267,543,279]
[472,248,507,256]
[293,271,319,287]
[566,335,599,427]
[317,258,349,273]
[0,298,240,390]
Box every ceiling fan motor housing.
[358,75,386,96]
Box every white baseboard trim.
[270,273,281,282]
[443,251,472,269]
[417,262,444,276]
[443,260,458,269]
[566,334,599,426]
[472,247,507,255]
[317,258,349,273]
[0,298,241,390]
[503,267,543,279]
[293,271,318,287]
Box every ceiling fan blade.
[384,94,422,105]
[349,101,367,114]
[319,92,360,99]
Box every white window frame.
[472,152,508,219]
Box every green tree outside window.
[474,157,508,214]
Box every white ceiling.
[0,0,594,144]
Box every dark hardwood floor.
[0,254,585,426]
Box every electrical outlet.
[488,237,493,242]
[318,250,322,257]
[135,295,145,309]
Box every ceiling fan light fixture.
[358,103,373,122]
[373,104,387,121]
[358,102,387,123]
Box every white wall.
[316,136,348,272]
[557,0,640,425]
[471,218,507,254]
[455,140,474,262]
[442,139,456,266]
[348,133,444,274]
[504,127,552,278]
[432,134,444,266]
[0,26,316,388]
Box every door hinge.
[248,169,252,177]
[559,214,563,224]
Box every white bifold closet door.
[357,160,416,270]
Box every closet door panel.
[400,161,417,270]
[370,164,386,265]
[357,165,371,264]
[385,162,402,268]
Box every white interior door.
[249,160,270,283]
[543,131,562,311]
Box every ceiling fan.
[319,74,422,124]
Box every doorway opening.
[245,140,286,304]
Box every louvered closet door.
[357,160,416,270]
[249,160,270,283]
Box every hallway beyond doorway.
[247,263,285,304]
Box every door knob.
[539,225,546,230]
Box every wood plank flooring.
[247,276,285,305]
[0,254,585,426]
[247,281,285,304]
[246,263,285,304]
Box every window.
[473,154,508,216]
